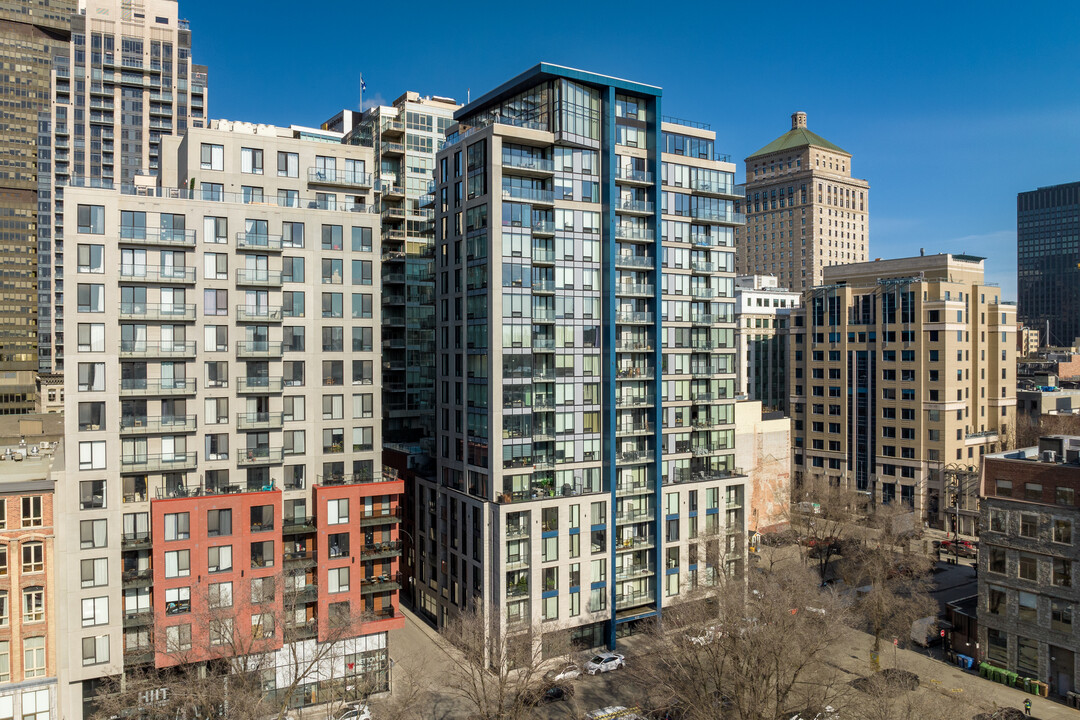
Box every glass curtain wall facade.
[37,0,207,375]
[424,64,745,655]
[0,0,74,413]
[1017,181,1080,348]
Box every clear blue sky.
[184,0,1080,300]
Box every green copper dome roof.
[748,126,849,159]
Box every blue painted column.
[602,84,619,650]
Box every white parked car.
[584,652,625,675]
[686,624,721,645]
[334,702,372,720]
[544,661,581,682]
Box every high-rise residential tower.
[37,0,207,376]
[0,0,74,413]
[788,253,1016,528]
[422,63,747,653]
[327,92,459,443]
[56,120,401,719]
[1017,181,1080,348]
[737,112,869,294]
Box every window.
[77,204,105,234]
[164,512,190,541]
[277,151,299,177]
[1055,519,1072,544]
[328,567,350,593]
[79,442,106,470]
[0,641,7,682]
[77,323,105,351]
[989,546,1006,574]
[204,215,227,243]
[251,576,274,604]
[987,586,1006,616]
[80,479,106,508]
[241,147,264,174]
[208,545,232,573]
[251,505,274,531]
[80,519,107,549]
[327,498,349,524]
[200,143,224,170]
[321,224,343,251]
[166,624,192,652]
[82,596,109,626]
[1054,558,1072,587]
[251,540,274,568]
[78,362,106,391]
[1020,513,1037,538]
[1025,483,1042,501]
[77,283,104,312]
[164,549,190,578]
[252,612,274,639]
[81,557,107,588]
[78,401,105,431]
[1018,553,1037,581]
[21,542,43,573]
[1018,591,1037,623]
[207,509,232,537]
[20,497,42,528]
[22,587,43,622]
[24,637,45,677]
[1052,600,1073,633]
[204,252,228,279]
[210,618,233,646]
[205,581,231,609]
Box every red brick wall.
[983,457,1080,504]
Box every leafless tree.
[623,561,853,720]
[787,476,865,581]
[837,505,938,662]
[1007,412,1080,450]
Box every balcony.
[119,415,197,435]
[316,471,383,487]
[236,412,283,431]
[119,379,197,396]
[615,340,653,352]
[122,568,153,588]
[237,447,284,467]
[284,550,316,569]
[357,509,403,527]
[235,269,282,287]
[123,610,153,628]
[617,283,655,297]
[690,207,745,224]
[617,200,654,215]
[690,314,716,326]
[120,452,198,474]
[616,423,654,437]
[307,167,373,189]
[118,266,196,284]
[615,311,654,324]
[615,395,655,407]
[532,248,555,264]
[614,507,656,525]
[118,229,196,247]
[532,220,555,236]
[286,585,319,606]
[615,167,654,185]
[533,308,555,322]
[380,141,405,156]
[118,341,196,359]
[236,376,284,394]
[615,225,655,242]
[155,480,278,499]
[359,572,402,594]
[618,449,653,464]
[615,535,656,552]
[614,562,656,580]
[380,118,404,135]
[532,280,555,293]
[360,541,402,561]
[690,260,717,273]
[690,287,717,299]
[121,532,151,550]
[235,341,283,358]
[616,367,655,381]
[118,303,196,321]
[235,232,283,251]
[690,178,738,197]
[692,445,726,457]
[236,305,283,322]
[615,591,655,610]
[502,154,554,174]
[614,255,654,270]
[502,187,554,205]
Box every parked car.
[685,625,720,646]
[522,683,574,705]
[333,703,371,720]
[584,652,625,674]
[543,662,581,682]
[938,539,977,558]
[585,707,645,720]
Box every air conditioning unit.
[1042,450,1057,463]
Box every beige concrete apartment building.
[734,275,800,413]
[423,64,746,653]
[56,120,402,719]
[789,253,1016,527]
[737,112,869,293]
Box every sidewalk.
[831,627,1080,719]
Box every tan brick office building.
[788,253,1016,526]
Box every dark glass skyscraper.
[1018,181,1080,347]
